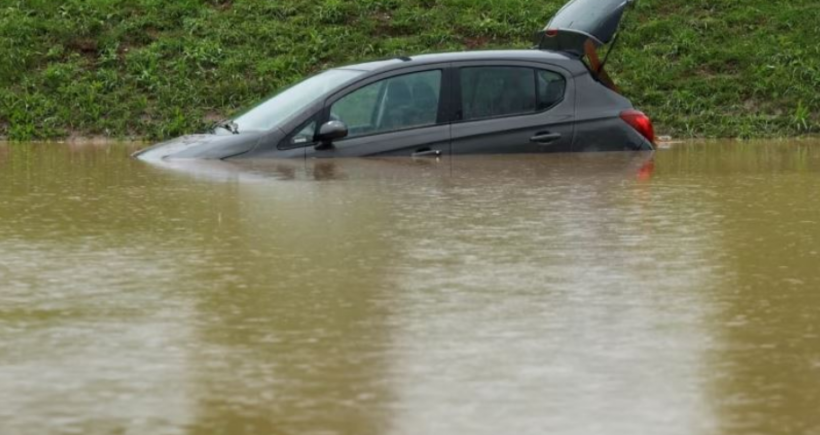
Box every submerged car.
[135,0,655,161]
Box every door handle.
[530,132,562,145]
[412,148,442,158]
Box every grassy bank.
[1,0,818,141]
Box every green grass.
[1,0,818,141]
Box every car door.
[306,65,451,158]
[450,61,575,155]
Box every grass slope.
[1,0,818,140]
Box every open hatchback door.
[538,0,636,92]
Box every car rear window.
[459,67,565,121]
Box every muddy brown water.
[0,141,819,435]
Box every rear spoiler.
[535,29,620,94]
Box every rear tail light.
[620,109,655,145]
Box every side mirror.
[315,120,348,148]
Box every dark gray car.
[135,0,655,161]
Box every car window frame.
[451,60,570,125]
[275,60,572,150]
[318,63,452,144]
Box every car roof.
[338,50,579,73]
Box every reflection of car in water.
[141,152,656,185]
[134,0,655,161]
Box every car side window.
[291,120,316,145]
[537,70,566,111]
[331,70,442,140]
[460,67,535,121]
[459,67,566,121]
[278,118,317,149]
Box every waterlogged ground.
[1,141,819,435]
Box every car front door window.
[331,70,442,140]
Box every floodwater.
[0,141,819,435]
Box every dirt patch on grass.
[463,36,490,49]
[67,38,99,54]
[204,111,225,123]
[212,0,233,11]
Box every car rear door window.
[331,70,442,139]
[460,67,535,121]
[459,67,566,121]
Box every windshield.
[232,69,365,132]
